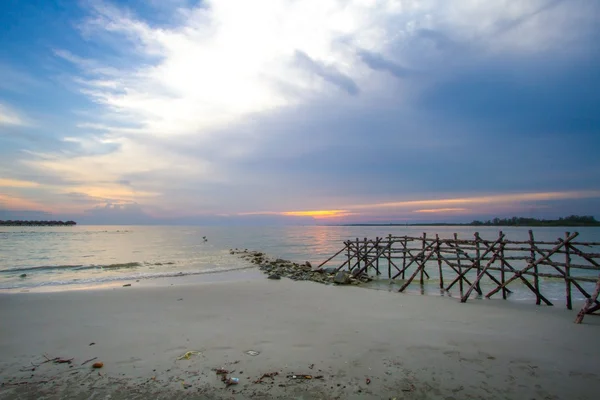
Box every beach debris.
[54,358,74,364]
[123,284,131,287]
[268,274,281,280]
[309,364,314,369]
[81,357,98,366]
[215,368,229,375]
[20,274,27,278]
[89,342,95,346]
[288,374,312,380]
[254,372,279,384]
[177,350,202,360]
[225,377,239,387]
[92,362,104,369]
[366,378,371,385]
[245,350,260,356]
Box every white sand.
[1,273,599,399]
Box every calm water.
[1,225,599,301]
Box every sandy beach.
[1,273,599,399]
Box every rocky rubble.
[230,249,371,285]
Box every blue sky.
[0,0,599,224]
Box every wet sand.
[1,274,599,399]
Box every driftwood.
[317,231,600,321]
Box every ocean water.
[1,225,599,302]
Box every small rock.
[92,362,104,369]
[268,274,281,280]
[20,274,27,278]
[334,271,351,284]
[321,267,337,274]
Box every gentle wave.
[0,265,256,290]
[0,262,147,274]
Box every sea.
[1,225,599,303]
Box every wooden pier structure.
[316,231,600,323]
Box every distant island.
[341,215,600,227]
[0,220,77,226]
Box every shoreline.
[1,276,599,399]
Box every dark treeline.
[469,215,599,227]
[341,215,600,227]
[0,220,77,226]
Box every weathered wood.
[455,233,463,295]
[461,233,505,303]
[486,232,579,299]
[565,232,572,309]
[436,234,444,289]
[529,230,541,305]
[387,234,392,278]
[420,233,426,285]
[575,276,600,323]
[321,230,598,312]
[316,246,347,269]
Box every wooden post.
[575,276,600,324]
[474,232,482,295]
[454,233,463,295]
[375,237,380,275]
[420,232,426,285]
[461,233,505,303]
[355,238,360,272]
[364,237,368,275]
[565,232,572,310]
[529,230,541,305]
[436,234,444,289]
[388,234,392,279]
[346,241,351,273]
[402,236,407,279]
[499,231,507,300]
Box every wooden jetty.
[316,231,600,324]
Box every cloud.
[0,103,30,127]
[6,0,599,221]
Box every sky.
[0,0,599,225]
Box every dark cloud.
[294,50,359,95]
[358,50,412,79]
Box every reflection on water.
[1,225,598,300]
